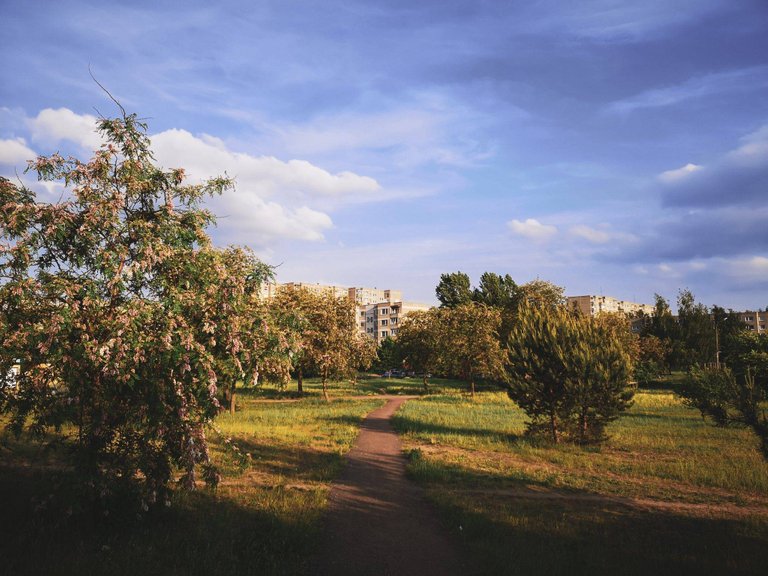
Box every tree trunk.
[229,388,236,415]
[322,373,329,402]
[297,368,304,393]
[423,375,429,393]
[470,379,475,398]
[550,410,559,444]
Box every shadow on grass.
[391,414,522,444]
[0,462,321,576]
[410,458,768,576]
[226,436,345,482]
[237,376,502,399]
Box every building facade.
[740,311,767,333]
[567,295,655,317]
[363,299,431,343]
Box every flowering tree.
[0,110,271,506]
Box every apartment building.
[567,295,655,317]
[363,300,431,343]
[348,287,402,307]
[740,311,767,333]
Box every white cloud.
[569,224,611,244]
[658,163,702,183]
[151,128,380,201]
[507,218,558,241]
[16,107,385,247]
[0,138,36,166]
[27,108,104,150]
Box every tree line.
[391,271,636,444]
[1,109,765,517]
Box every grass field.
[392,389,768,575]
[246,373,475,398]
[0,392,384,576]
[4,377,768,575]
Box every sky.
[1,0,767,310]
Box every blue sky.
[1,0,767,309]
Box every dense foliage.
[507,304,635,443]
[679,332,768,457]
[271,286,367,400]
[0,111,273,506]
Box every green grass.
[393,389,768,575]
[0,395,384,576]
[242,374,472,398]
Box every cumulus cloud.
[151,128,380,200]
[27,108,104,151]
[0,138,36,166]
[10,107,386,247]
[660,124,768,208]
[508,218,557,241]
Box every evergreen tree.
[507,304,634,443]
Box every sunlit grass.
[393,389,768,575]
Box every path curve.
[312,397,466,576]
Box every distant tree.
[677,289,715,367]
[507,304,634,443]
[636,334,669,385]
[349,334,378,386]
[473,272,518,308]
[435,271,473,308]
[711,305,748,366]
[439,303,506,397]
[0,110,268,506]
[642,294,680,371]
[373,337,400,373]
[395,309,443,391]
[517,279,566,308]
[271,287,358,400]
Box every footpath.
[312,397,466,576]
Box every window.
[391,318,397,325]
[390,328,397,335]
[381,308,389,315]
[381,319,388,326]
[381,330,388,338]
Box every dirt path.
[311,397,466,576]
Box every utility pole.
[715,323,720,369]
